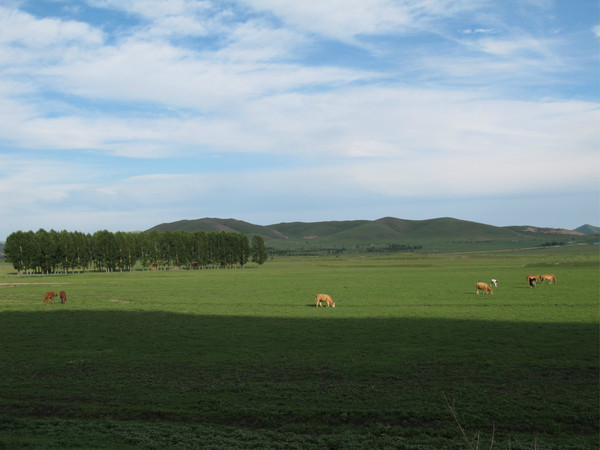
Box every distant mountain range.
[0,219,597,257]
[147,217,599,249]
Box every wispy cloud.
[0,6,103,48]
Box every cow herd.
[41,273,558,308]
[43,290,67,305]
[526,274,557,288]
[476,273,557,295]
[312,273,558,307]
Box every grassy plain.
[0,245,598,448]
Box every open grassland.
[0,245,598,448]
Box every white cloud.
[476,36,552,57]
[0,156,89,219]
[350,152,598,198]
[461,28,496,35]
[33,33,371,114]
[242,0,486,43]
[0,6,103,48]
[243,0,411,41]
[88,0,222,40]
[216,19,307,62]
[87,0,211,20]
[1,71,597,163]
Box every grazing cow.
[314,293,335,307]
[475,282,493,295]
[59,291,67,304]
[43,291,57,305]
[491,279,498,287]
[540,274,557,284]
[529,278,537,288]
[526,275,542,286]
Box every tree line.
[3,229,268,274]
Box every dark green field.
[0,245,598,448]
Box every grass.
[0,246,598,448]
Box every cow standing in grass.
[43,291,57,305]
[314,294,335,307]
[540,274,557,284]
[491,279,498,287]
[526,275,542,286]
[59,291,67,304]
[475,283,493,295]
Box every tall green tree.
[191,231,208,268]
[3,231,27,273]
[159,231,184,268]
[4,230,39,274]
[251,234,268,266]
[223,232,238,268]
[57,230,76,273]
[238,234,250,267]
[115,232,137,272]
[93,230,118,272]
[146,230,161,269]
[72,231,92,272]
[37,229,59,274]
[137,232,151,270]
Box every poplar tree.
[4,230,38,274]
[251,235,268,265]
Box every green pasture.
[0,246,598,448]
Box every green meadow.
[0,245,598,448]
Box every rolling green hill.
[147,218,286,240]
[147,217,598,251]
[576,224,600,234]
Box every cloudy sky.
[0,0,598,239]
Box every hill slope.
[147,218,286,240]
[146,217,598,250]
[575,224,600,234]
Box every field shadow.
[0,310,597,444]
[1,309,596,369]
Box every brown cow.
[43,291,57,305]
[540,274,557,284]
[59,291,67,304]
[475,282,493,295]
[526,275,542,286]
[314,293,335,307]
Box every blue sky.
[0,0,598,240]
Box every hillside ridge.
[146,217,598,249]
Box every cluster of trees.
[267,247,346,257]
[365,243,422,253]
[540,241,566,247]
[268,243,422,257]
[3,229,268,274]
